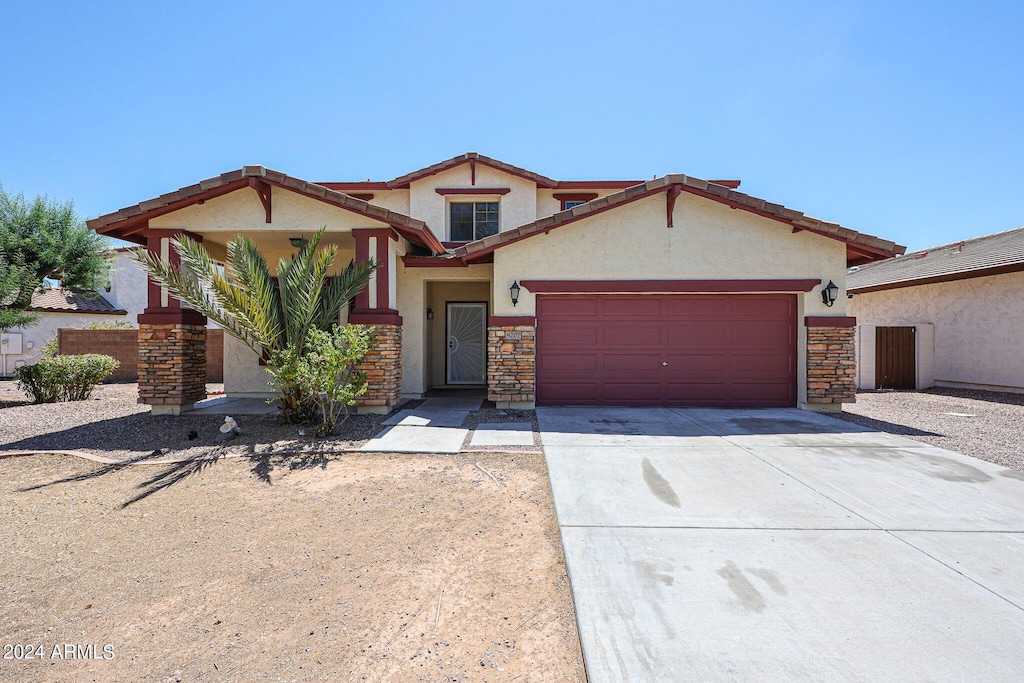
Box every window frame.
[447,199,501,242]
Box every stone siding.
[355,324,402,408]
[487,325,536,403]
[806,326,856,404]
[137,324,207,406]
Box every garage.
[535,294,797,407]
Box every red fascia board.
[520,279,820,293]
[553,180,644,189]
[488,316,536,326]
[805,316,856,327]
[317,182,390,190]
[92,179,250,235]
[552,192,599,202]
[680,185,896,261]
[402,256,468,268]
[435,188,511,195]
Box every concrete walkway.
[360,397,483,454]
[539,407,1024,682]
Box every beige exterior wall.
[150,185,390,234]
[849,270,1024,392]
[395,263,494,397]
[106,252,148,320]
[409,164,537,241]
[492,192,847,317]
[353,189,410,215]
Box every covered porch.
[87,166,443,415]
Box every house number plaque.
[505,331,523,341]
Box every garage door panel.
[601,296,663,317]
[538,296,598,317]
[602,324,662,346]
[731,321,794,348]
[538,323,600,345]
[602,353,663,372]
[538,352,599,372]
[536,294,796,407]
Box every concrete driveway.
[538,407,1024,682]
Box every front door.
[446,302,487,385]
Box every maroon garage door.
[536,294,797,407]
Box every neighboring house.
[86,152,904,414]
[0,287,128,376]
[848,227,1024,394]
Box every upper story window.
[563,200,586,210]
[450,202,499,241]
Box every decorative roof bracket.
[666,184,682,228]
[249,177,272,223]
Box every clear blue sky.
[2,1,1022,251]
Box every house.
[848,227,1024,394]
[0,248,141,376]
[85,152,905,414]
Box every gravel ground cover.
[0,382,386,461]
[834,387,1024,471]
[0,451,584,682]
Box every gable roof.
[848,226,1024,293]
[29,289,126,315]
[87,166,446,254]
[386,152,560,189]
[452,174,905,266]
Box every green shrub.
[15,354,120,403]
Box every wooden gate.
[875,326,916,389]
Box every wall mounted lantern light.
[426,307,434,320]
[509,281,521,307]
[289,237,307,249]
[821,280,839,307]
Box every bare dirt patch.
[835,387,1024,471]
[0,451,584,682]
[0,382,386,461]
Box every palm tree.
[132,227,378,421]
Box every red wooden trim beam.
[375,228,390,309]
[248,177,272,223]
[519,279,821,293]
[348,312,403,326]
[94,179,251,235]
[354,233,371,311]
[805,316,857,327]
[552,193,599,202]
[666,184,681,228]
[435,188,511,196]
[401,256,468,268]
[488,316,536,327]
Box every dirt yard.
[0,452,584,682]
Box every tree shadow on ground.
[249,451,334,485]
[18,450,225,508]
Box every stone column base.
[138,323,207,411]
[354,324,402,413]
[487,325,536,407]
[806,325,856,407]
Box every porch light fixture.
[426,307,434,320]
[289,237,307,249]
[821,280,839,307]
[509,281,521,307]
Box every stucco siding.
[849,270,1024,391]
[491,192,847,317]
[395,263,494,396]
[150,186,389,233]
[107,252,148,320]
[409,164,537,241]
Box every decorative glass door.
[446,303,487,384]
